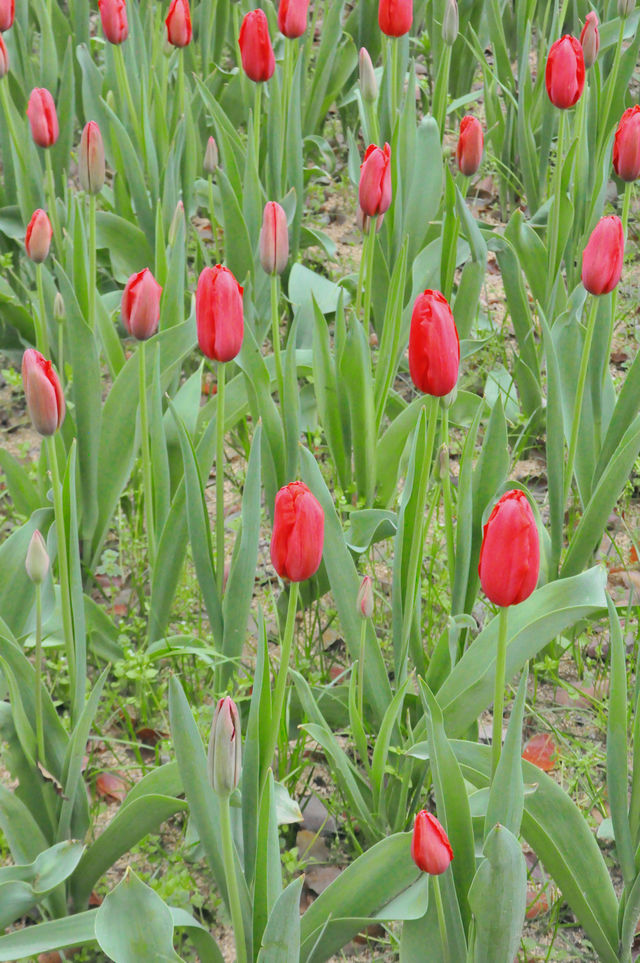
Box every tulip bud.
[545,35,585,110]
[359,142,392,218]
[435,443,449,483]
[207,697,242,797]
[53,292,65,323]
[166,0,192,47]
[121,268,162,341]
[270,481,324,582]
[581,215,624,296]
[259,201,289,276]
[0,0,14,32]
[98,0,128,44]
[357,576,374,619]
[168,200,184,246]
[613,105,640,182]
[238,9,275,83]
[442,0,458,46]
[358,206,385,235]
[196,265,244,363]
[358,47,378,104]
[203,136,219,175]
[456,115,483,176]
[0,34,9,78]
[78,121,105,195]
[378,0,413,37]
[278,0,309,39]
[26,530,49,585]
[21,349,65,436]
[408,289,460,397]
[478,490,540,607]
[25,209,53,263]
[411,811,454,875]
[27,88,59,148]
[579,12,599,69]
[618,0,635,16]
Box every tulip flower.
[21,349,65,436]
[121,268,162,341]
[165,0,191,46]
[614,106,640,182]
[0,0,14,31]
[78,121,105,195]
[478,490,540,608]
[359,142,392,218]
[411,811,453,875]
[270,481,324,582]
[207,696,242,797]
[0,33,8,77]
[278,0,309,39]
[581,215,624,296]
[359,47,377,103]
[456,115,483,176]
[579,12,599,69]
[442,0,458,46]
[545,35,585,109]
[26,88,59,148]
[26,530,49,585]
[357,576,374,619]
[378,0,412,37]
[238,9,275,83]
[25,209,52,264]
[203,135,219,175]
[196,265,244,363]
[98,0,128,44]
[618,0,635,15]
[408,290,460,397]
[260,202,289,276]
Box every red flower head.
[456,116,483,177]
[238,10,275,83]
[21,349,65,436]
[121,268,162,341]
[98,0,128,44]
[411,811,454,875]
[579,12,599,69]
[166,0,192,47]
[581,215,624,296]
[478,490,540,607]
[270,481,324,582]
[0,0,14,32]
[378,0,413,37]
[614,105,640,182]
[359,143,392,218]
[408,289,460,397]
[196,265,244,363]
[545,35,585,109]
[25,209,53,263]
[27,88,59,148]
[278,0,309,39]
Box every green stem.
[34,583,45,765]
[45,150,63,258]
[564,295,599,506]
[358,616,367,723]
[432,875,451,963]
[603,182,633,390]
[262,582,298,793]
[218,795,247,963]
[390,35,400,123]
[434,44,452,143]
[216,361,226,596]
[207,174,220,262]
[362,218,377,332]
[177,49,185,120]
[270,275,285,404]
[88,194,96,332]
[441,407,455,593]
[0,79,26,170]
[491,605,509,777]
[138,341,155,563]
[253,81,262,167]
[547,109,566,303]
[46,436,76,716]
[599,16,625,157]
[35,264,49,356]
[57,319,64,394]
[114,44,139,143]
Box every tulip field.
[3,0,640,959]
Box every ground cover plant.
[0,0,640,960]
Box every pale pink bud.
[21,349,65,436]
[25,209,52,263]
[79,121,105,195]
[121,268,162,341]
[207,696,242,796]
[26,530,49,585]
[359,47,377,103]
[259,201,289,276]
[357,576,374,619]
[204,136,219,175]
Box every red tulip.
[378,0,412,37]
[26,88,59,148]
[260,201,289,276]
[270,481,324,582]
[98,0,128,44]
[196,265,244,363]
[79,121,105,195]
[0,33,7,77]
[122,268,162,341]
[456,115,483,176]
[25,209,52,263]
[411,811,453,876]
[408,289,460,397]
[0,0,14,31]
[359,143,392,218]
[581,215,624,296]
[357,576,374,619]
[166,0,192,47]
[545,35,585,109]
[238,10,275,83]
[478,490,540,608]
[613,105,640,182]
[21,349,65,436]
[278,0,309,39]
[579,12,599,69]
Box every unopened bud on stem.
[26,530,49,585]
[207,696,242,797]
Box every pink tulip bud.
[25,209,53,263]
[121,268,162,341]
[26,530,49,585]
[357,576,374,619]
[581,215,624,296]
[0,34,9,77]
[196,265,244,363]
[238,9,275,83]
[614,105,640,182]
[79,121,105,195]
[259,201,289,276]
[0,0,14,32]
[166,0,192,47]
[99,0,128,44]
[579,12,599,69]
[411,811,454,875]
[207,696,242,797]
[21,349,65,436]
[359,47,378,104]
[278,0,309,39]
[456,115,483,176]
[203,136,219,175]
[359,142,392,218]
[27,88,59,148]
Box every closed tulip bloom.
[613,106,640,182]
[442,0,458,45]
[196,265,244,362]
[25,209,53,263]
[408,289,460,397]
[0,0,14,31]
[207,697,242,797]
[260,201,289,276]
[545,35,585,109]
[378,0,412,37]
[99,0,128,43]
[278,0,309,39]
[25,530,50,585]
[166,0,192,47]
[203,135,219,175]
[456,115,483,176]
[478,490,540,608]
[27,88,59,148]
[359,142,392,218]
[357,575,374,619]
[22,349,65,436]
[270,481,324,582]
[579,12,599,69]
[122,268,162,341]
[78,121,105,195]
[581,215,624,296]
[238,10,275,83]
[618,0,635,16]
[0,33,8,77]
[359,47,378,104]
[411,811,453,875]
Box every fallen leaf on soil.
[522,733,558,771]
[304,864,342,896]
[96,771,128,803]
[136,727,167,746]
[525,884,549,919]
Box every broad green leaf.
[257,876,303,963]
[468,824,527,963]
[95,869,183,963]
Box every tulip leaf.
[95,869,184,963]
[485,666,527,839]
[468,824,527,963]
[606,595,635,887]
[0,909,98,961]
[257,876,303,963]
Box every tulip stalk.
[262,581,298,793]
[34,264,49,356]
[44,151,63,257]
[603,183,633,389]
[138,341,156,563]
[218,795,247,963]
[88,194,97,333]
[207,174,220,262]
[598,16,625,160]
[113,45,140,147]
[34,580,45,765]
[270,275,285,404]
[433,44,452,142]
[440,407,455,591]
[253,82,262,167]
[357,219,377,331]
[389,37,400,123]
[0,81,26,171]
[216,361,226,596]
[491,605,510,777]
[358,613,367,723]
[432,875,451,963]
[564,295,599,506]
[547,109,567,306]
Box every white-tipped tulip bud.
[442,0,458,45]
[207,696,242,797]
[434,443,449,482]
[358,47,378,104]
[204,136,219,175]
[26,530,49,585]
[618,0,635,16]
[78,121,105,195]
[168,200,184,246]
[357,575,374,619]
[259,201,289,276]
[54,292,65,324]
